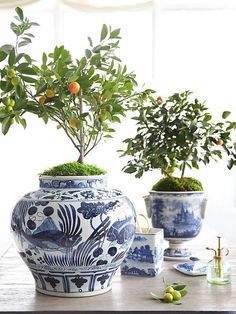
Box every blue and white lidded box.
[121,228,165,277]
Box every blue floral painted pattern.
[78,201,119,219]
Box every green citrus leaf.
[87,36,93,47]
[226,122,236,130]
[124,165,136,174]
[20,67,37,75]
[0,111,9,119]
[100,24,108,41]
[20,75,37,83]
[0,51,7,62]
[171,284,186,291]
[110,28,121,38]
[0,44,14,54]
[203,114,212,122]
[180,290,187,297]
[2,116,12,135]
[222,111,231,119]
[19,117,27,129]
[227,158,234,170]
[15,7,24,20]
[18,40,31,48]
[85,49,92,59]
[8,48,16,66]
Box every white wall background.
[0,0,235,255]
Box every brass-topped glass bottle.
[206,236,231,285]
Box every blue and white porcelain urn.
[145,191,207,258]
[11,175,136,297]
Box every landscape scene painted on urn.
[151,196,203,239]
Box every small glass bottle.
[206,236,231,285]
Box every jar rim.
[39,174,107,180]
[150,190,204,194]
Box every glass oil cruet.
[206,236,231,285]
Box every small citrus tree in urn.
[121,90,236,258]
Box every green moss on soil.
[41,161,106,176]
[152,177,203,192]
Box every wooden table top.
[0,227,236,313]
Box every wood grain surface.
[0,227,235,313]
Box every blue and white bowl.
[11,175,136,297]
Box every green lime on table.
[171,290,182,301]
[150,281,188,305]
[165,286,174,293]
[164,293,174,302]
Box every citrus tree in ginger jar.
[3,7,153,297]
[0,7,151,174]
[121,91,236,258]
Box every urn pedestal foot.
[164,242,191,259]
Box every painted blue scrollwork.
[78,201,118,219]
[107,217,135,244]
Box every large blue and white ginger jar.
[11,175,136,297]
[145,191,207,258]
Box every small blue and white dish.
[173,257,207,276]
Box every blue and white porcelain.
[145,191,207,258]
[173,257,207,276]
[11,175,136,297]
[121,228,165,277]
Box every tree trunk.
[78,90,84,164]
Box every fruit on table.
[165,286,174,293]
[171,290,181,301]
[151,283,187,305]
[163,293,173,302]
